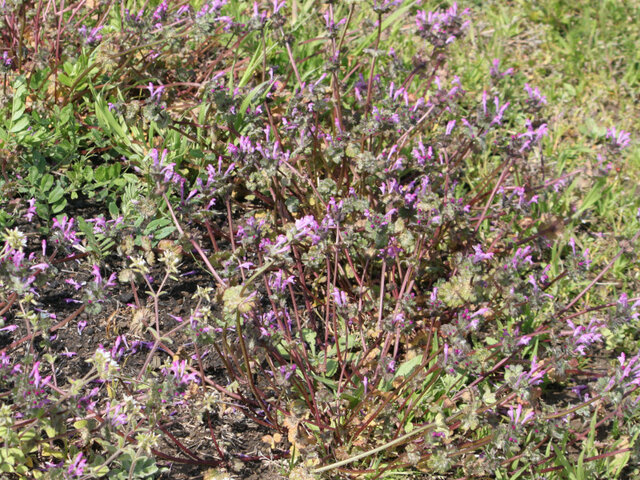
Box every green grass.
[452,2,640,477]
[451,0,640,297]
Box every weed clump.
[0,1,638,479]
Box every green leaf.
[92,464,110,477]
[238,43,278,88]
[312,373,338,390]
[35,203,49,219]
[240,80,272,115]
[73,419,90,430]
[51,198,67,214]
[108,201,119,219]
[57,73,73,87]
[394,354,423,379]
[43,424,57,439]
[11,79,26,123]
[40,174,54,192]
[154,225,176,240]
[95,165,107,182]
[122,173,138,183]
[93,96,130,147]
[83,166,94,181]
[573,177,606,218]
[11,105,25,123]
[108,163,121,178]
[77,217,97,243]
[47,185,65,204]
[10,117,29,133]
[352,1,421,57]
[325,359,338,377]
[20,429,37,443]
[301,328,317,356]
[143,217,172,235]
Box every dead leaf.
[283,414,300,445]
[261,433,282,450]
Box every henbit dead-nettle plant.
[0,1,638,479]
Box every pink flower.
[24,198,36,221]
[147,82,165,102]
[30,361,51,389]
[507,404,534,428]
[68,452,87,477]
[331,288,348,307]
[606,127,630,150]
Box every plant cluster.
[0,1,638,479]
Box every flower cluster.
[415,3,470,47]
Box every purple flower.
[2,51,12,67]
[331,288,348,307]
[262,235,290,257]
[269,270,295,293]
[470,244,494,264]
[372,0,403,14]
[66,278,84,290]
[278,364,296,381]
[0,351,10,368]
[412,141,433,166]
[103,401,128,427]
[30,361,51,389]
[24,198,36,221]
[52,216,79,245]
[611,351,640,391]
[87,216,106,234]
[78,24,103,45]
[490,96,509,126]
[379,236,403,259]
[481,91,488,116]
[490,59,513,77]
[415,2,470,47]
[164,358,199,385]
[105,272,117,287]
[77,320,87,335]
[524,83,547,109]
[566,318,603,355]
[272,0,286,14]
[30,262,49,273]
[445,120,456,135]
[323,9,346,33]
[507,404,534,429]
[153,1,168,21]
[617,292,640,322]
[525,356,545,386]
[571,384,589,401]
[294,215,321,244]
[92,265,102,284]
[68,452,87,477]
[517,119,548,152]
[196,0,228,18]
[606,127,631,150]
[147,82,165,102]
[509,246,534,270]
[176,5,190,17]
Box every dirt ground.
[0,194,289,479]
